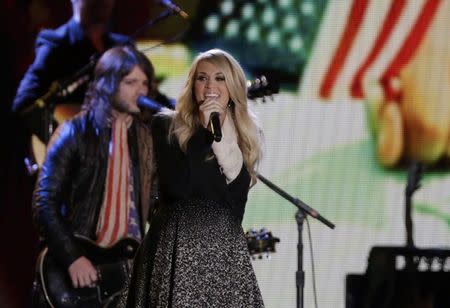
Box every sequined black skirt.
[119,198,264,308]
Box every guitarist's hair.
[83,45,155,127]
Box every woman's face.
[193,60,230,109]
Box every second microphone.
[209,112,222,142]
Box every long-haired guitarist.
[32,45,157,307]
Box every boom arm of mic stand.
[256,173,335,308]
[257,173,335,229]
[130,9,178,40]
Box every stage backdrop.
[139,0,450,307]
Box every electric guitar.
[246,75,279,101]
[39,235,139,308]
[246,228,280,259]
[27,103,81,174]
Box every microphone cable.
[138,26,190,55]
[306,216,319,308]
[130,2,191,52]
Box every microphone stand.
[130,8,179,39]
[257,173,335,308]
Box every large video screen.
[140,0,450,306]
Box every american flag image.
[300,0,450,166]
[300,0,448,101]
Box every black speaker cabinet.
[346,246,450,308]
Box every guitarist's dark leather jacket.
[33,110,154,269]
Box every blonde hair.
[167,49,262,184]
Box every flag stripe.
[97,124,117,243]
[380,0,442,101]
[351,0,406,98]
[111,124,124,242]
[319,0,370,99]
[97,119,131,247]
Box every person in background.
[120,48,265,307]
[12,0,131,144]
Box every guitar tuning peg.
[260,75,268,86]
[255,252,271,260]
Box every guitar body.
[30,103,81,169]
[245,228,280,259]
[39,236,139,308]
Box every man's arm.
[33,119,100,288]
[12,35,64,142]
[32,120,83,268]
[12,39,60,114]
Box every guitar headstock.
[246,75,279,102]
[246,228,280,259]
[406,161,424,198]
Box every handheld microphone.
[158,0,189,19]
[137,96,164,112]
[209,112,222,142]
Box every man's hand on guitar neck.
[68,256,98,288]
